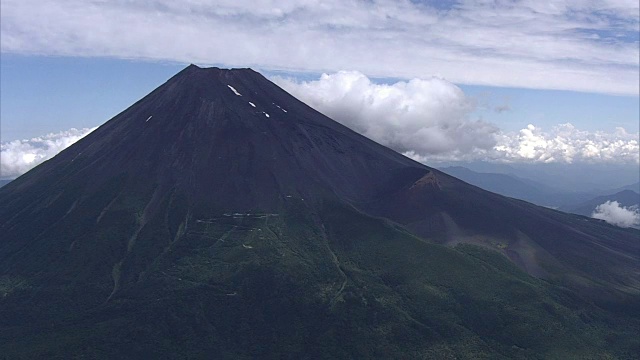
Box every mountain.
[437,161,640,194]
[0,179,12,188]
[609,181,640,194]
[438,166,597,208]
[438,166,556,205]
[1,65,638,359]
[562,190,640,217]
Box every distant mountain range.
[437,161,639,194]
[439,166,639,211]
[608,181,640,194]
[561,189,640,217]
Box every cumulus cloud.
[592,201,640,228]
[494,124,639,164]
[1,127,96,179]
[1,0,638,94]
[275,71,498,157]
[274,72,639,165]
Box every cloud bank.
[1,127,96,179]
[274,71,497,156]
[276,72,639,165]
[592,201,640,228]
[494,124,639,164]
[1,0,638,95]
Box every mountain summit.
[1,65,638,358]
[7,65,422,211]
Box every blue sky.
[1,0,638,179]
[1,55,185,140]
[458,84,639,134]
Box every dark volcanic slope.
[2,65,418,212]
[1,65,639,358]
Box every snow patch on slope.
[227,85,242,96]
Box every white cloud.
[1,0,638,95]
[592,201,640,228]
[274,71,498,155]
[494,123,639,164]
[0,127,96,179]
[274,71,639,165]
